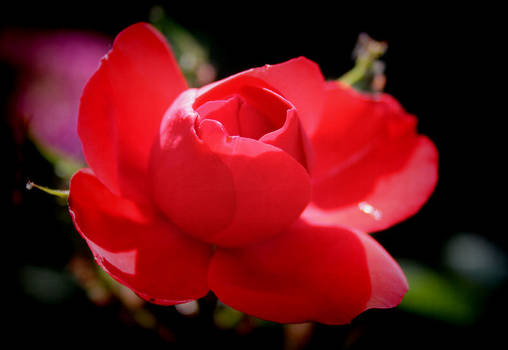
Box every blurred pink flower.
[0,29,111,162]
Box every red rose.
[68,23,438,324]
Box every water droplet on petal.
[358,201,382,220]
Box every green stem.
[339,58,372,86]
[338,33,387,88]
[26,180,69,199]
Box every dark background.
[1,2,502,349]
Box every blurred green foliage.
[399,260,481,324]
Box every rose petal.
[150,90,312,247]
[209,219,408,324]
[197,57,325,135]
[260,108,314,172]
[355,231,409,310]
[78,22,187,203]
[306,83,438,232]
[68,168,213,304]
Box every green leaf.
[29,133,85,180]
[19,265,77,303]
[399,260,481,325]
[214,303,244,329]
[149,6,215,87]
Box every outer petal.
[78,22,187,203]
[208,219,408,324]
[68,168,213,304]
[306,83,438,232]
[196,57,326,135]
[150,90,312,247]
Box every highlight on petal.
[208,219,408,324]
[307,82,438,232]
[150,90,312,247]
[78,22,187,203]
[68,168,213,304]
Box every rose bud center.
[193,85,313,172]
[195,85,288,140]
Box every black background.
[1,2,502,349]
